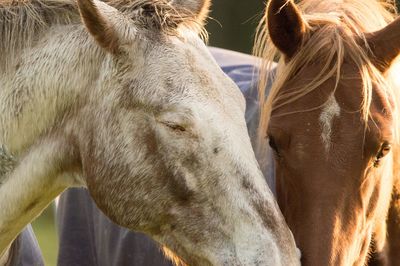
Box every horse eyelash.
[268,136,281,157]
[373,142,391,168]
[162,122,187,132]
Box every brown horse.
[255,0,400,265]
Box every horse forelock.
[254,0,400,152]
[0,0,207,73]
[109,0,208,40]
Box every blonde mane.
[254,0,400,151]
[0,0,206,73]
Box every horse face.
[264,0,400,265]
[268,62,395,265]
[76,0,300,265]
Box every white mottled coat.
[0,0,300,265]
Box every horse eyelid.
[268,136,281,155]
[377,142,391,158]
[374,142,392,167]
[161,121,187,132]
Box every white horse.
[0,0,300,265]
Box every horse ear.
[77,0,126,54]
[364,17,400,72]
[171,0,211,27]
[267,0,307,59]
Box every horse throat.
[0,247,10,266]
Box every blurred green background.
[31,0,400,265]
[207,0,265,53]
[32,207,58,266]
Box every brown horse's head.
[256,0,400,265]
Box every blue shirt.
[12,47,274,266]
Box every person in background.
[8,47,275,266]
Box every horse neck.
[0,240,18,266]
[0,247,9,265]
[0,25,107,155]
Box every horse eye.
[374,141,391,167]
[378,142,391,159]
[162,122,186,132]
[268,136,280,154]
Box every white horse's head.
[73,0,300,264]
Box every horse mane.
[254,0,399,149]
[107,0,208,37]
[0,0,206,73]
[0,0,77,72]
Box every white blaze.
[319,94,340,151]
